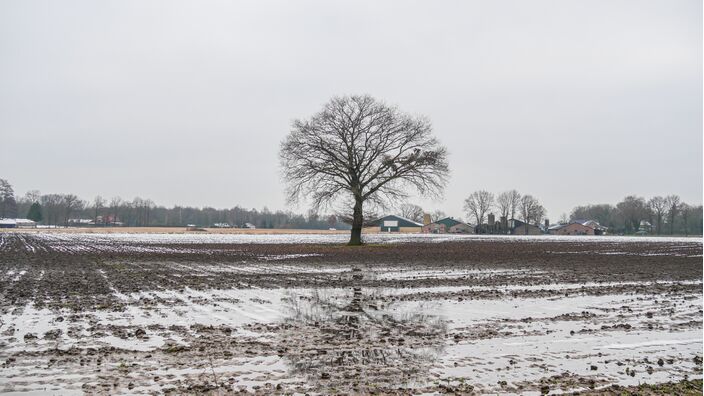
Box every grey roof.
[375,215,423,227]
[549,220,607,231]
[434,217,464,228]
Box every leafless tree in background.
[464,190,494,226]
[131,197,154,227]
[280,95,449,245]
[93,196,105,225]
[307,209,319,224]
[680,203,692,236]
[430,210,446,222]
[62,194,85,226]
[616,195,649,233]
[496,189,521,221]
[533,203,547,226]
[109,197,122,225]
[24,190,41,204]
[40,194,60,226]
[327,215,337,229]
[399,203,424,223]
[647,196,667,235]
[570,203,616,228]
[665,195,681,235]
[519,194,546,233]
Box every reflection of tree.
[279,272,447,393]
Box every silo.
[423,213,431,226]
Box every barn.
[548,220,607,236]
[423,217,474,234]
[509,219,543,235]
[0,219,16,228]
[0,218,35,228]
[373,215,423,233]
[548,222,595,236]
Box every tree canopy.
[280,95,449,244]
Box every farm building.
[0,218,37,228]
[637,220,653,234]
[68,219,94,226]
[509,219,543,235]
[548,222,595,235]
[475,213,509,234]
[549,219,608,236]
[372,215,423,233]
[423,217,474,234]
[578,219,608,235]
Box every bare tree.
[132,198,154,227]
[327,214,337,229]
[280,95,449,245]
[496,189,521,221]
[680,203,691,236]
[647,196,667,235]
[109,196,122,225]
[430,210,446,222]
[40,194,60,226]
[533,204,546,226]
[665,195,681,235]
[62,194,84,226]
[335,211,380,228]
[24,190,41,204]
[616,196,648,233]
[519,194,545,234]
[93,196,105,225]
[464,190,494,226]
[570,203,616,229]
[399,203,424,223]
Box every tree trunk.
[684,219,688,236]
[349,198,364,246]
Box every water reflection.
[280,268,447,393]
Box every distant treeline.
[0,178,701,234]
[458,189,702,236]
[0,179,349,229]
[568,195,702,236]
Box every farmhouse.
[508,219,543,235]
[423,217,474,234]
[372,215,423,233]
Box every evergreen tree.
[27,202,43,222]
[0,178,15,218]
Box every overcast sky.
[1,0,701,219]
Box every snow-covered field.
[0,231,700,254]
[0,232,701,394]
[1,282,701,394]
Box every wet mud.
[0,233,701,394]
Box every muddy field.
[0,232,701,395]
